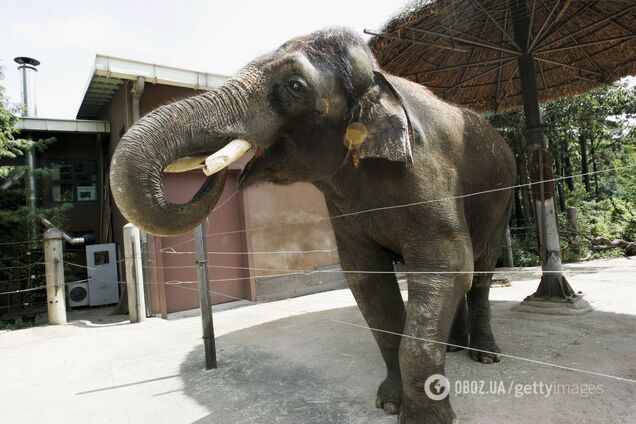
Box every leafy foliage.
[0,67,66,324]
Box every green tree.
[488,81,636,265]
[544,83,636,203]
[1,66,62,324]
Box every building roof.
[17,117,110,133]
[76,54,229,120]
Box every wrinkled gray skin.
[111,29,516,423]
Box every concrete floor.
[1,257,634,424]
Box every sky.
[0,0,406,119]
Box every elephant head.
[110,29,414,236]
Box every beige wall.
[243,182,339,276]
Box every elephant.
[110,28,516,423]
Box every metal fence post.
[123,223,145,323]
[44,229,66,325]
[195,223,217,369]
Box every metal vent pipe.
[14,56,40,236]
[15,57,39,117]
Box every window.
[49,160,98,203]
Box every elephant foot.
[446,331,468,352]
[375,372,402,415]
[398,399,455,424]
[468,336,501,364]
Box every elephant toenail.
[385,401,399,415]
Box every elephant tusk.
[203,139,252,176]
[164,156,207,173]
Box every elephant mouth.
[236,145,272,190]
[254,146,266,159]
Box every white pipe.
[40,217,88,245]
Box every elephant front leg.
[399,252,472,423]
[339,248,406,415]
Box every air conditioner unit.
[68,281,89,307]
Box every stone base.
[511,294,593,315]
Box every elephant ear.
[345,71,413,166]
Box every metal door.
[86,243,119,306]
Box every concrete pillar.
[123,223,145,323]
[44,229,66,325]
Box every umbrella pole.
[510,0,591,314]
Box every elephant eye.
[286,78,308,95]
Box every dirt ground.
[1,257,635,423]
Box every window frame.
[49,159,99,204]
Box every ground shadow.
[180,301,636,424]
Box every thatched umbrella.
[368,0,636,313]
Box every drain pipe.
[131,76,145,122]
[129,76,152,317]
[14,57,40,239]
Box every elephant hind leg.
[467,276,500,364]
[447,295,468,352]
[466,226,508,364]
[446,242,503,361]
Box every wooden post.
[44,229,66,325]
[123,223,145,323]
[195,223,217,369]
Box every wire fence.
[2,162,634,305]
[159,163,635,252]
[116,265,636,385]
[1,164,635,386]
[1,249,632,298]
[1,239,634,384]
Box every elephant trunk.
[110,68,263,236]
